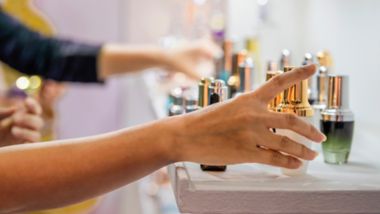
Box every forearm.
[98,44,169,79]
[0,118,178,213]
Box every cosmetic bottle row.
[214,39,258,99]
[267,50,355,171]
[167,42,355,175]
[167,78,231,171]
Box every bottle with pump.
[200,79,228,171]
[277,66,315,176]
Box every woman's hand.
[99,40,221,80]
[163,40,221,80]
[0,97,44,146]
[169,64,326,169]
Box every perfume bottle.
[279,49,291,71]
[198,77,214,108]
[321,75,354,165]
[277,66,315,176]
[218,40,234,83]
[265,61,283,112]
[184,90,199,113]
[168,88,184,116]
[200,80,228,171]
[246,37,262,86]
[315,50,334,108]
[303,53,318,105]
[228,50,247,98]
[239,57,254,93]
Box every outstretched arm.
[0,65,325,214]
[0,9,216,83]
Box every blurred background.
[1,0,379,213]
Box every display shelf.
[168,129,380,214]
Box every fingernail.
[292,158,302,168]
[321,134,327,142]
[312,151,319,159]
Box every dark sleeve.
[0,9,103,83]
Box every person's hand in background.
[99,40,221,81]
[0,97,43,146]
[163,40,221,80]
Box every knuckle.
[284,113,297,127]
[271,75,285,87]
[271,152,285,165]
[279,136,290,149]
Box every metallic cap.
[303,53,317,102]
[239,57,254,93]
[303,53,314,65]
[266,69,283,111]
[223,40,234,73]
[280,49,291,70]
[322,75,354,122]
[169,88,183,106]
[283,66,295,73]
[198,77,214,107]
[316,66,329,105]
[326,75,350,109]
[210,79,228,102]
[267,61,278,73]
[232,50,247,75]
[279,66,314,117]
[184,89,198,107]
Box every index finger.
[254,64,317,103]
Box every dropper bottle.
[200,80,228,171]
[277,66,315,176]
[265,61,283,112]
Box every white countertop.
[168,123,380,214]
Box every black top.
[0,8,102,83]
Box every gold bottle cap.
[198,77,214,107]
[266,61,278,73]
[266,68,283,111]
[232,50,247,75]
[279,66,314,117]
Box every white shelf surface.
[169,129,380,214]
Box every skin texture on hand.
[0,97,43,146]
[172,64,326,169]
[98,40,220,80]
[0,65,325,213]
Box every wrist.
[159,116,188,163]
